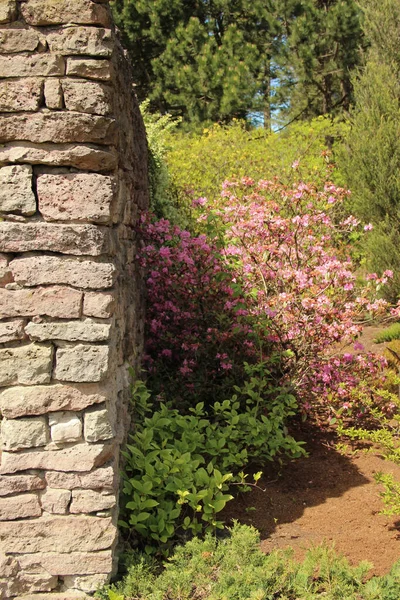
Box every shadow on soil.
[223,420,370,540]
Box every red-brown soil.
[224,423,400,576]
[224,326,400,576]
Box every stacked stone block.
[0,0,149,597]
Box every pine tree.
[111,0,198,104]
[112,0,281,125]
[278,0,366,120]
[112,0,365,125]
[339,0,400,300]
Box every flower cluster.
[216,178,389,407]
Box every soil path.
[224,326,400,576]
[224,424,400,576]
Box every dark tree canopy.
[111,0,365,125]
[280,0,366,119]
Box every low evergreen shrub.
[374,323,400,344]
[97,522,400,600]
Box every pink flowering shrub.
[213,177,393,413]
[125,175,398,551]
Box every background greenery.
[337,0,400,301]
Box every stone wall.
[0,1,149,597]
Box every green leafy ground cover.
[374,323,400,344]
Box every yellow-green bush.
[165,117,346,208]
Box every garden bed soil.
[224,326,400,576]
[223,422,400,576]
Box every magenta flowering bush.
[138,214,265,409]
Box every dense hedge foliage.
[337,0,400,301]
[338,60,400,301]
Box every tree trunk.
[263,59,271,131]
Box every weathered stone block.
[37,172,113,223]
[0,0,16,23]
[0,54,65,77]
[47,27,113,57]
[70,489,115,514]
[0,572,58,596]
[63,574,109,592]
[41,488,71,514]
[26,320,111,343]
[0,474,45,497]
[55,345,109,382]
[23,573,59,592]
[0,141,118,172]
[83,292,114,318]
[0,286,82,319]
[0,222,110,255]
[0,165,35,215]
[0,516,116,552]
[15,591,87,599]
[0,383,107,418]
[0,553,18,577]
[84,407,114,442]
[0,112,117,145]
[0,319,25,343]
[18,550,113,576]
[11,256,116,289]
[0,493,41,520]
[0,28,40,53]
[21,0,110,27]
[1,416,48,451]
[0,78,42,112]
[49,412,82,443]
[0,344,53,386]
[66,57,111,81]
[44,78,63,109]
[63,80,112,115]
[45,466,115,491]
[0,442,115,474]
[0,253,12,286]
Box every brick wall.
[0,0,149,597]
